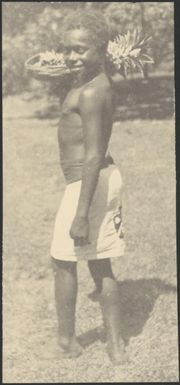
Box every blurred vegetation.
[2,2,174,96]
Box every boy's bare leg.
[52,258,82,358]
[88,258,127,364]
[87,260,102,300]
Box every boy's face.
[63,29,104,79]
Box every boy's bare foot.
[107,336,127,365]
[59,336,83,359]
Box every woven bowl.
[25,54,70,77]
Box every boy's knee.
[51,257,76,274]
[88,258,114,279]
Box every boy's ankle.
[107,336,127,365]
[58,335,83,358]
[59,335,73,349]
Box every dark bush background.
[3,2,174,96]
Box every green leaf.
[140,54,154,63]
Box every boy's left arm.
[69,86,108,245]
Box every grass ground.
[3,95,179,382]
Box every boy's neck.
[72,64,105,88]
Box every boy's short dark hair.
[62,10,110,52]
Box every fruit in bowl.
[25,50,70,79]
[38,51,66,67]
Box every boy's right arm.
[69,85,111,244]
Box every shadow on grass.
[78,278,176,348]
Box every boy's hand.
[69,216,89,246]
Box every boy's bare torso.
[58,72,114,183]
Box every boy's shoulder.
[79,72,112,106]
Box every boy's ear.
[97,45,107,57]
[99,43,108,55]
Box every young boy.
[50,10,126,364]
